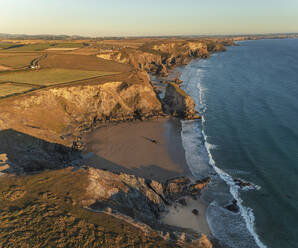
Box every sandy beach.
[82,117,210,235]
[83,117,191,181]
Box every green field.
[0,82,36,97]
[0,68,116,86]
[50,42,85,48]
[1,43,51,52]
[1,43,85,52]
[0,42,14,49]
[0,54,39,68]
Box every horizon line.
[1,31,298,39]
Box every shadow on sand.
[0,129,180,182]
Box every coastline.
[82,117,191,181]
[82,117,211,237]
[177,50,267,248]
[0,38,235,247]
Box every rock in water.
[225,199,239,213]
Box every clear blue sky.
[1,0,298,36]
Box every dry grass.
[0,53,40,68]
[46,48,79,51]
[0,43,51,52]
[0,82,37,97]
[0,65,12,71]
[0,168,174,247]
[68,48,99,56]
[0,42,14,49]
[169,82,188,97]
[0,69,117,86]
[40,53,132,73]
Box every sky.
[1,0,298,36]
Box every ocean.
[178,38,298,248]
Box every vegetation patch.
[0,69,116,86]
[139,42,167,56]
[1,43,51,52]
[0,82,37,98]
[0,42,14,49]
[40,54,132,73]
[0,53,40,68]
[169,82,188,97]
[0,168,174,247]
[50,42,86,48]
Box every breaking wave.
[180,60,266,248]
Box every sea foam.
[179,61,267,248]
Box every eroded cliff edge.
[0,71,162,144]
[0,39,233,247]
[97,39,233,77]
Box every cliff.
[97,49,162,72]
[0,166,212,247]
[96,40,233,77]
[84,167,212,247]
[0,71,162,145]
[163,83,199,119]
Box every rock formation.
[0,71,162,144]
[163,82,200,119]
[97,40,234,77]
[83,167,211,246]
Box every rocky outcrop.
[0,71,163,144]
[85,168,166,223]
[97,40,233,77]
[97,49,162,72]
[164,176,211,201]
[83,167,211,246]
[163,82,200,119]
[85,168,210,223]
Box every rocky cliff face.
[97,49,162,72]
[96,40,232,77]
[0,71,162,144]
[83,167,212,247]
[163,83,199,119]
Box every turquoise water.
[179,39,298,248]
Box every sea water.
[179,38,298,248]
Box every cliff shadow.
[0,129,80,173]
[84,152,185,183]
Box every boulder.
[164,177,190,201]
[189,177,211,195]
[234,178,252,189]
[178,198,187,206]
[225,199,239,213]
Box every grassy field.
[50,42,86,48]
[0,82,37,97]
[1,43,51,52]
[0,42,14,49]
[0,53,40,68]
[41,53,132,72]
[0,69,116,86]
[0,168,173,247]
[0,42,86,52]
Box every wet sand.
[161,196,210,235]
[83,118,190,182]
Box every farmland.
[0,53,40,69]
[0,82,36,97]
[0,69,116,87]
[0,39,135,97]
